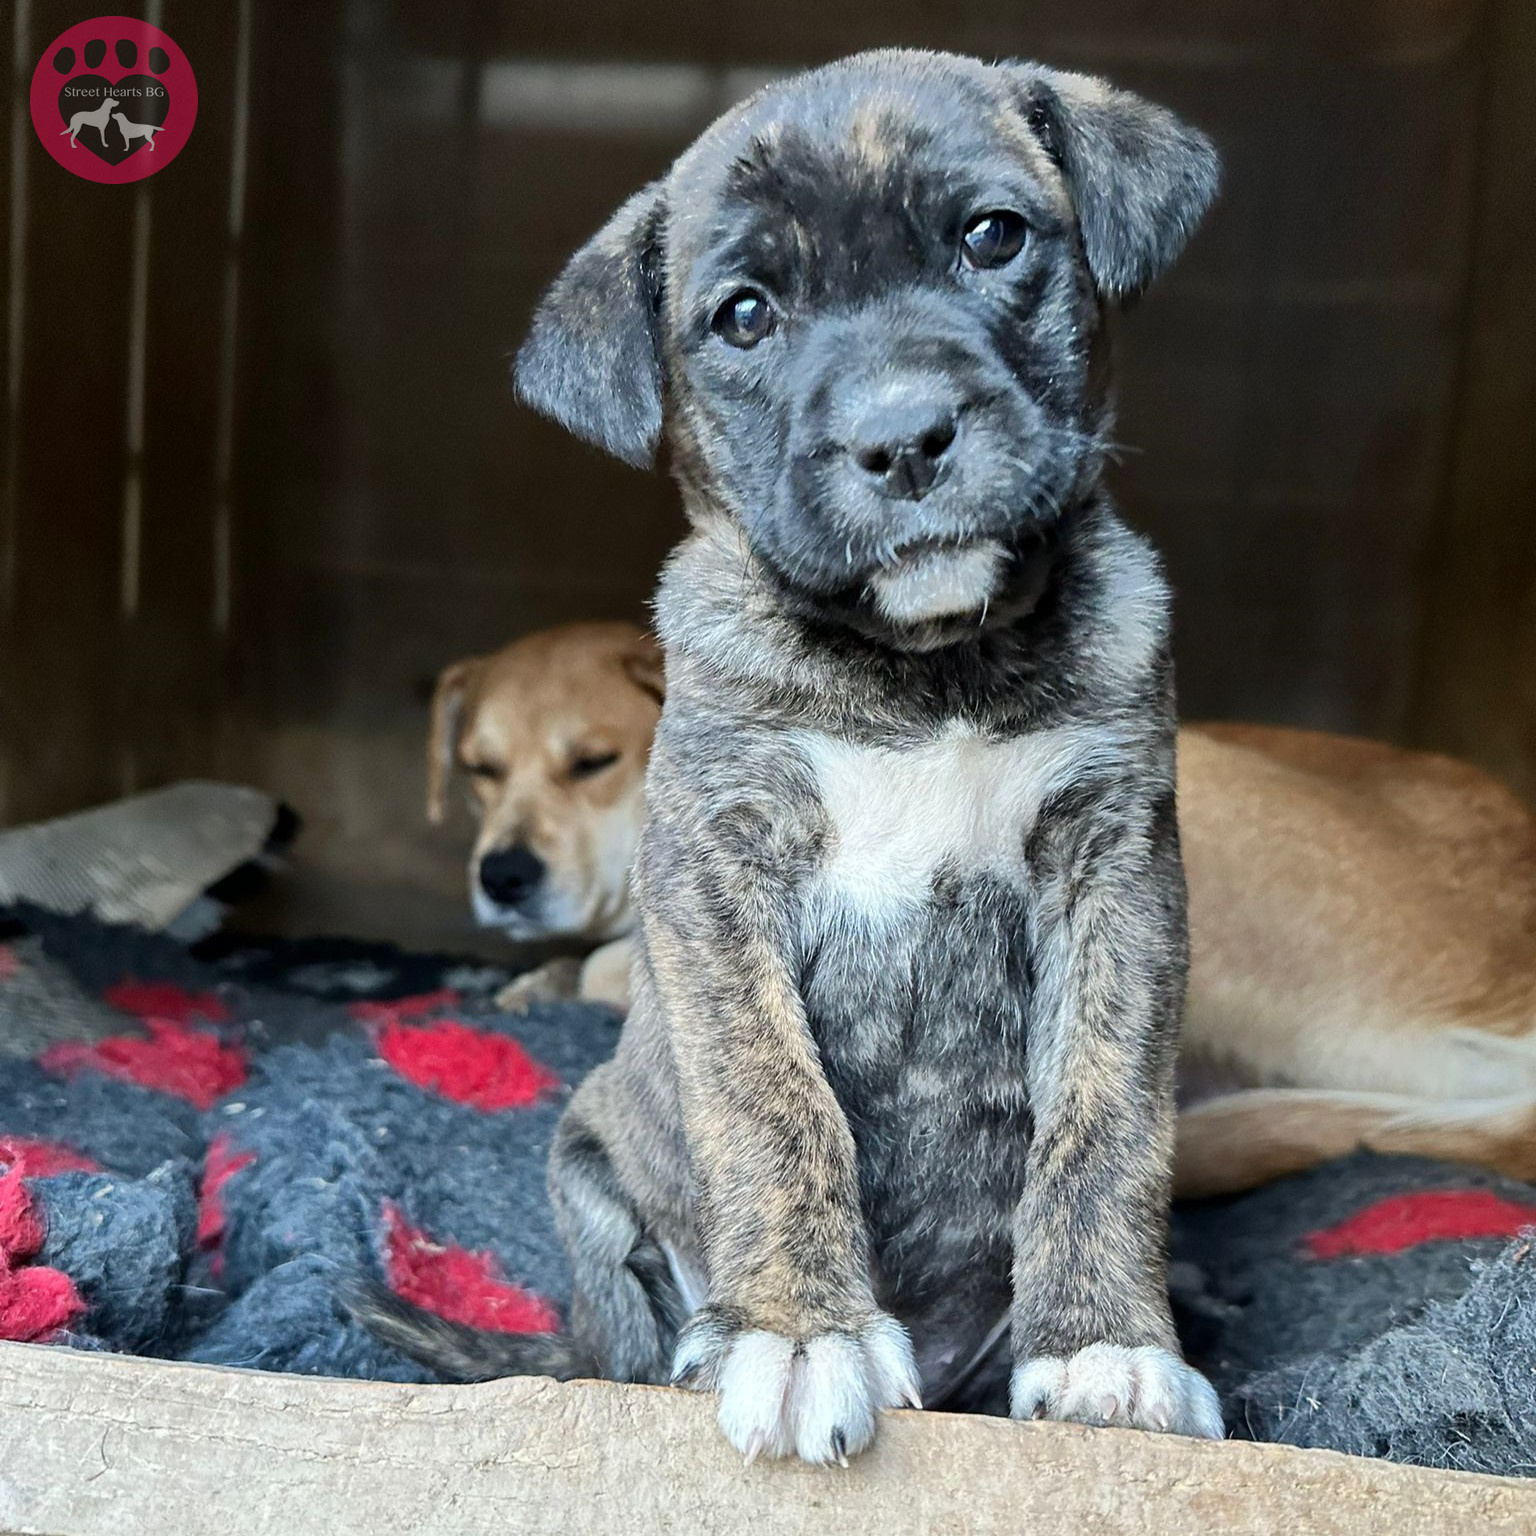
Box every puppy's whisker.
[1037,423,1141,464]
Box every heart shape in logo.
[57,73,170,166]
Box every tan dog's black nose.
[479,845,545,906]
[850,383,958,501]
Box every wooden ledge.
[0,1341,1531,1534]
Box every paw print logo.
[30,17,198,184]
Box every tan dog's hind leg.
[579,937,634,1011]
[495,958,582,1012]
[1175,1087,1536,1198]
[494,938,634,1014]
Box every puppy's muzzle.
[846,376,960,502]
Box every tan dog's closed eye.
[426,621,661,1011]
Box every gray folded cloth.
[0,782,281,935]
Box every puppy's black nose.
[479,845,545,906]
[849,385,958,501]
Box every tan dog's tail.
[345,1281,597,1381]
[1175,1088,1536,1198]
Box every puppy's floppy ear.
[513,183,667,468]
[426,658,478,825]
[621,632,665,706]
[1015,66,1220,303]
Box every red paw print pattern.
[1304,1189,1536,1260]
[374,1017,560,1112]
[42,1017,247,1112]
[383,1205,558,1335]
[0,1164,86,1342]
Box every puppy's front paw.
[671,1307,921,1465]
[1010,1343,1222,1439]
[494,958,582,1014]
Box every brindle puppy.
[356,48,1223,1462]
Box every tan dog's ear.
[622,633,665,706]
[426,658,478,825]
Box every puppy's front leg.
[640,799,920,1464]
[1011,771,1222,1439]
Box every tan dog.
[1175,723,1536,1196]
[427,621,662,1011]
[433,635,1536,1193]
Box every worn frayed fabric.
[2,905,1535,1474]
[0,904,618,1381]
[1231,1241,1536,1474]
[1175,1152,1536,1475]
[34,1164,198,1353]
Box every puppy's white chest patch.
[795,722,1120,929]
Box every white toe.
[716,1331,797,1461]
[859,1310,923,1409]
[791,1333,876,1464]
[1007,1354,1067,1419]
[1129,1346,1223,1437]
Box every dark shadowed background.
[2,0,1533,948]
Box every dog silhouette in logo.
[59,94,119,148]
[113,112,162,151]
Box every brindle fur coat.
[356,48,1224,1463]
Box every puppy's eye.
[570,750,621,780]
[961,210,1028,270]
[466,762,503,782]
[712,289,776,348]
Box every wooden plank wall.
[1,0,1533,946]
[0,0,249,817]
[1403,0,1536,795]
